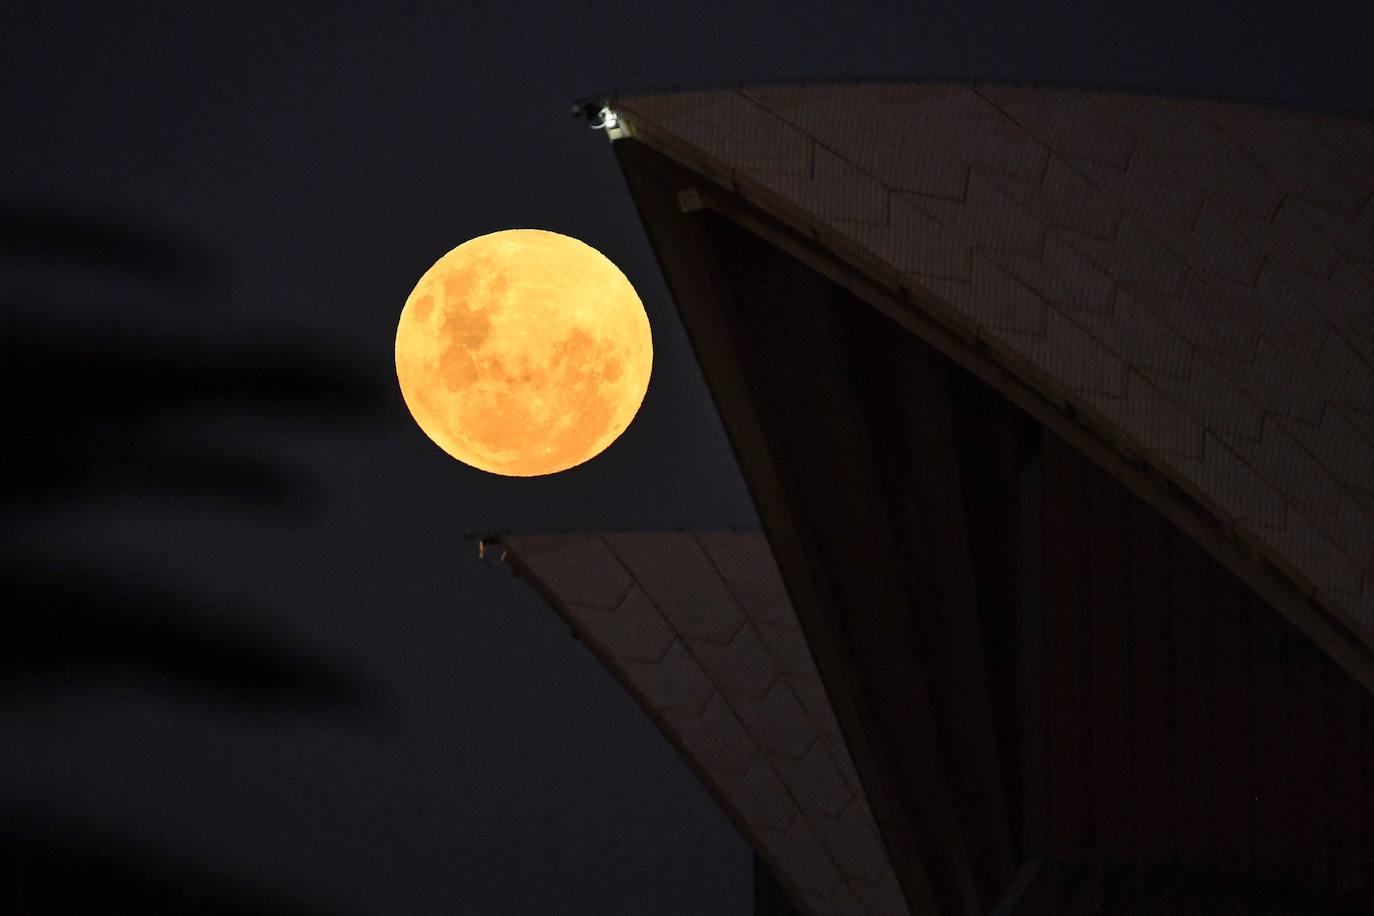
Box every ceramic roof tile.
[1059,215,1189,295]
[1275,258,1373,333]
[1136,208,1264,286]
[1068,145,1205,227]
[1235,265,1332,349]
[752,145,891,225]
[851,871,911,916]
[1080,370,1205,460]
[625,90,813,177]
[860,86,1049,179]
[1172,434,1288,529]
[1009,308,1129,399]
[990,155,1121,239]
[836,191,970,281]
[987,232,1119,316]
[1125,282,1258,363]
[686,624,780,698]
[695,531,794,625]
[814,801,893,883]
[1343,328,1374,368]
[506,533,631,608]
[1332,585,1374,633]
[900,175,1046,257]
[760,815,844,896]
[735,676,821,758]
[978,86,1137,168]
[619,638,714,717]
[1312,117,1374,169]
[604,532,746,644]
[1208,335,1373,427]
[770,739,855,818]
[1292,197,1374,259]
[806,882,868,916]
[1219,198,1343,279]
[1216,416,1347,514]
[788,675,845,740]
[1282,407,1374,497]
[1257,508,1363,598]
[825,736,867,797]
[757,618,820,679]
[1335,404,1374,450]
[1087,94,1285,217]
[1305,500,1374,579]
[1134,348,1264,441]
[1201,106,1370,215]
[714,754,799,833]
[1071,287,1198,380]
[568,587,675,664]
[741,86,969,200]
[914,254,1048,336]
[661,693,759,775]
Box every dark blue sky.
[2,1,1371,913]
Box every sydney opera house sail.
[494,85,1374,914]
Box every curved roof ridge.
[573,78,1374,122]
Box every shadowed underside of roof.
[608,83,1374,665]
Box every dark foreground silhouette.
[2,204,383,912]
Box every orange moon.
[394,229,652,476]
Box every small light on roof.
[586,104,629,141]
[589,105,618,131]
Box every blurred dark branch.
[0,307,383,508]
[1,208,379,707]
[0,204,214,282]
[0,559,366,707]
[3,810,344,916]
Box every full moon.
[395,229,652,476]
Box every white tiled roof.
[501,531,909,916]
[614,84,1374,640]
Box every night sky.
[3,2,1372,913]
